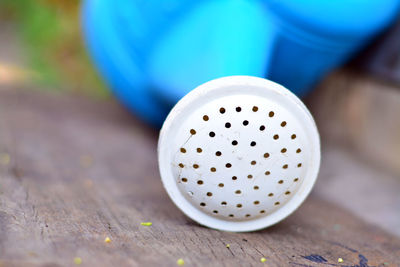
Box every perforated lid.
[158,76,320,232]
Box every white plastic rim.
[158,76,320,232]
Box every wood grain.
[0,89,399,267]
[307,70,400,176]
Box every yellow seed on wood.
[226,244,230,248]
[84,179,93,188]
[80,155,93,168]
[141,222,152,226]
[74,257,82,265]
[260,257,267,263]
[338,258,343,263]
[177,258,184,265]
[0,153,10,165]
[104,237,111,243]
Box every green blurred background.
[0,0,109,98]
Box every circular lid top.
[158,76,320,232]
[265,0,400,41]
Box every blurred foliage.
[0,0,109,98]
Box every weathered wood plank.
[0,89,399,267]
[307,70,400,176]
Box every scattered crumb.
[80,155,93,168]
[333,224,341,231]
[141,222,152,226]
[27,251,37,257]
[177,258,184,266]
[104,237,111,243]
[338,258,343,263]
[260,257,267,263]
[0,153,10,165]
[84,179,93,188]
[226,244,230,248]
[74,257,82,265]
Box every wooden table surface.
[0,89,399,267]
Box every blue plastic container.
[82,0,400,127]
